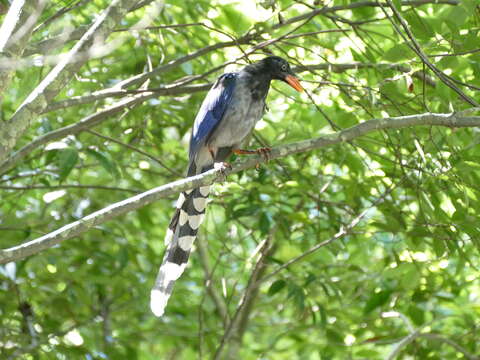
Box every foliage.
[1,0,480,359]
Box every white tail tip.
[150,289,168,317]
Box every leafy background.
[1,0,480,359]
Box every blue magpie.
[151,56,303,316]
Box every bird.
[150,56,303,317]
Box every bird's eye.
[281,64,287,71]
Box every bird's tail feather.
[150,185,210,316]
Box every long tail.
[150,185,210,317]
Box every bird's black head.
[258,56,303,92]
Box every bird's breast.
[208,81,265,149]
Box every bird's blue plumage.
[189,72,237,160]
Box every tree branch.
[1,109,479,264]
[0,81,210,175]
[43,83,210,114]
[418,333,479,360]
[0,0,139,164]
[0,0,45,102]
[0,184,140,193]
[44,61,400,114]
[0,89,157,175]
[271,0,458,30]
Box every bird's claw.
[256,147,271,162]
[214,162,231,180]
[255,147,271,170]
[232,147,271,170]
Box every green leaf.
[268,279,286,296]
[408,304,425,326]
[85,148,120,178]
[403,14,435,40]
[57,148,78,181]
[364,290,392,314]
[383,43,413,62]
[259,211,273,235]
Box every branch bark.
[0,0,27,53]
[1,109,479,264]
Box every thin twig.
[87,130,182,177]
[378,0,478,106]
[0,184,140,193]
[196,234,230,326]
[213,232,274,359]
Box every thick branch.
[1,110,479,264]
[0,0,138,164]
[0,0,27,52]
[0,0,45,101]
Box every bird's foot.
[255,147,272,162]
[214,162,231,181]
[233,147,271,170]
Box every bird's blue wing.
[189,72,237,160]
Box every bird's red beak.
[284,74,304,92]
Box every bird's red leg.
[233,149,257,155]
[234,148,271,161]
[208,147,215,161]
[233,147,272,170]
